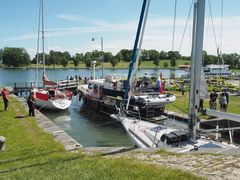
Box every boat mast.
[189,0,205,141]
[41,0,46,75]
[123,0,148,109]
[35,0,42,87]
[126,0,151,110]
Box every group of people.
[1,87,35,116]
[209,89,229,112]
[142,72,166,93]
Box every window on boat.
[88,83,93,89]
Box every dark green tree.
[73,53,84,68]
[115,52,123,62]
[148,50,159,61]
[84,52,92,68]
[104,52,113,62]
[2,47,30,67]
[120,49,131,62]
[0,49,3,61]
[163,62,168,69]
[159,50,167,59]
[170,57,176,68]
[110,58,118,68]
[61,57,68,68]
[141,49,149,61]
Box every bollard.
[0,136,6,151]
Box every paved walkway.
[110,148,240,180]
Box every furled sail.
[42,72,57,86]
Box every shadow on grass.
[0,154,83,174]
[14,115,27,119]
[0,150,65,164]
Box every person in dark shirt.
[209,89,218,110]
[27,92,35,116]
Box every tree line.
[0,47,239,69]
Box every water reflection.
[42,96,133,147]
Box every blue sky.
[0,0,240,58]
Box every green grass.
[165,90,240,119]
[7,59,189,69]
[0,97,202,179]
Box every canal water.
[0,68,188,147]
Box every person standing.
[180,83,185,96]
[142,72,151,87]
[209,89,218,110]
[27,92,35,116]
[1,88,9,111]
[219,93,227,112]
[223,88,229,111]
[155,78,161,92]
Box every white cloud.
[2,15,240,57]
[56,14,108,26]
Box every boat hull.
[35,98,71,110]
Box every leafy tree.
[148,50,159,61]
[223,53,239,68]
[2,47,30,67]
[49,50,61,67]
[115,52,123,62]
[167,51,181,60]
[170,57,176,68]
[45,54,51,67]
[61,57,68,68]
[141,49,149,61]
[73,53,83,68]
[104,52,113,62]
[110,58,118,68]
[159,50,167,59]
[120,49,131,62]
[163,62,168,69]
[84,52,92,68]
[76,53,84,63]
[72,56,80,68]
[63,51,71,60]
[203,51,216,66]
[0,49,3,61]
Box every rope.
[207,0,218,52]
[171,0,177,52]
[178,0,194,53]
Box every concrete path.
[109,148,240,180]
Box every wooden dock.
[13,80,81,96]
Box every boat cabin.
[204,64,232,76]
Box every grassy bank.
[4,59,189,69]
[0,96,202,179]
[165,91,240,118]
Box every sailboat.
[111,0,237,151]
[33,0,72,110]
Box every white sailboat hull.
[133,94,176,106]
[111,114,236,151]
[35,98,71,110]
[33,88,72,110]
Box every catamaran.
[33,0,72,110]
[111,0,238,151]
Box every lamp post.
[92,36,104,78]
